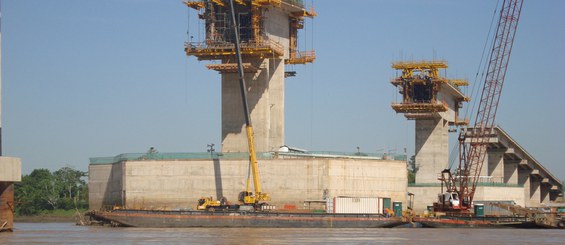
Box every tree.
[15,169,61,215]
[53,166,87,209]
[14,166,89,215]
[407,155,419,183]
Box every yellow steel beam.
[184,1,205,10]
[211,0,226,7]
[392,60,448,70]
[449,118,470,126]
[291,7,317,18]
[252,0,281,7]
[206,63,259,73]
[391,102,448,113]
[285,51,316,65]
[450,79,469,86]
[405,113,439,120]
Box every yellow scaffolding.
[206,63,259,73]
[390,60,469,124]
[286,51,316,64]
[185,0,315,68]
[185,40,285,60]
[391,101,449,114]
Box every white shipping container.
[332,197,381,214]
[378,198,384,214]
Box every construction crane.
[436,0,524,212]
[227,0,271,209]
[197,0,270,211]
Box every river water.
[1,223,564,244]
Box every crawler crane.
[435,0,523,212]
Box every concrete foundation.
[0,182,14,231]
[89,157,408,211]
[219,6,290,153]
[415,118,448,184]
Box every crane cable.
[448,0,501,171]
[309,0,315,149]
[464,0,501,122]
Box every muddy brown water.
[1,223,564,244]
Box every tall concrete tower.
[390,61,469,184]
[185,0,315,152]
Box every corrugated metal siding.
[330,197,382,214]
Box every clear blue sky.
[2,0,564,180]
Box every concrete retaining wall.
[89,158,408,211]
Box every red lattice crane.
[436,0,524,212]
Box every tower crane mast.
[438,0,524,212]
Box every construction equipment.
[228,0,271,208]
[196,0,270,211]
[436,0,524,212]
[196,197,231,211]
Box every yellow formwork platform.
[185,41,285,61]
[391,101,448,114]
[206,63,259,73]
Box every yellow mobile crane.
[197,0,270,211]
[229,0,271,208]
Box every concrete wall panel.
[89,158,407,211]
[0,157,21,182]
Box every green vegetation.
[407,155,418,183]
[14,166,88,216]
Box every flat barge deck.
[87,209,406,228]
[414,216,554,229]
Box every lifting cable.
[450,1,500,172]
[187,6,191,42]
[464,0,500,121]
[309,0,315,149]
[184,7,191,105]
[447,142,459,170]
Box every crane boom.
[438,0,523,212]
[228,0,270,206]
[460,0,523,207]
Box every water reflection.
[2,223,563,244]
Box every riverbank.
[15,209,86,223]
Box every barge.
[87,209,407,228]
[414,216,540,229]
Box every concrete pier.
[221,58,285,152]
[184,1,315,153]
[415,118,449,184]
[408,127,562,212]
[0,157,21,232]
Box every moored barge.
[414,216,554,229]
[87,209,406,228]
